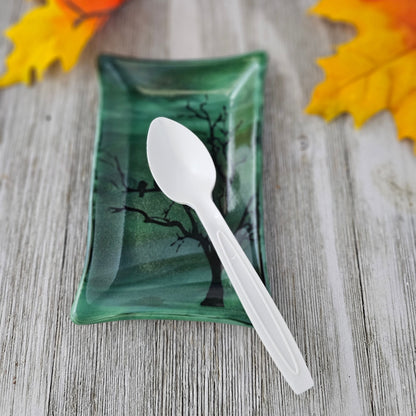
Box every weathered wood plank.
[0,0,415,415]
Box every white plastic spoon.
[146,117,313,394]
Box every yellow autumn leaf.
[306,0,416,149]
[0,0,125,87]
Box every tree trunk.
[200,249,224,307]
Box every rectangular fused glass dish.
[71,51,269,326]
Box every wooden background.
[1,0,416,414]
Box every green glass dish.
[71,51,268,326]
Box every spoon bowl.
[147,117,216,208]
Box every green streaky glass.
[71,51,269,326]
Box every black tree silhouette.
[108,97,254,307]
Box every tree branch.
[235,195,255,235]
[163,201,175,219]
[183,205,208,244]
[109,156,159,195]
[113,156,128,189]
[110,205,210,247]
[111,205,191,236]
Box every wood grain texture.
[1,0,416,414]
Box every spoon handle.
[195,198,313,394]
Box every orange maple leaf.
[0,0,126,87]
[306,0,416,150]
